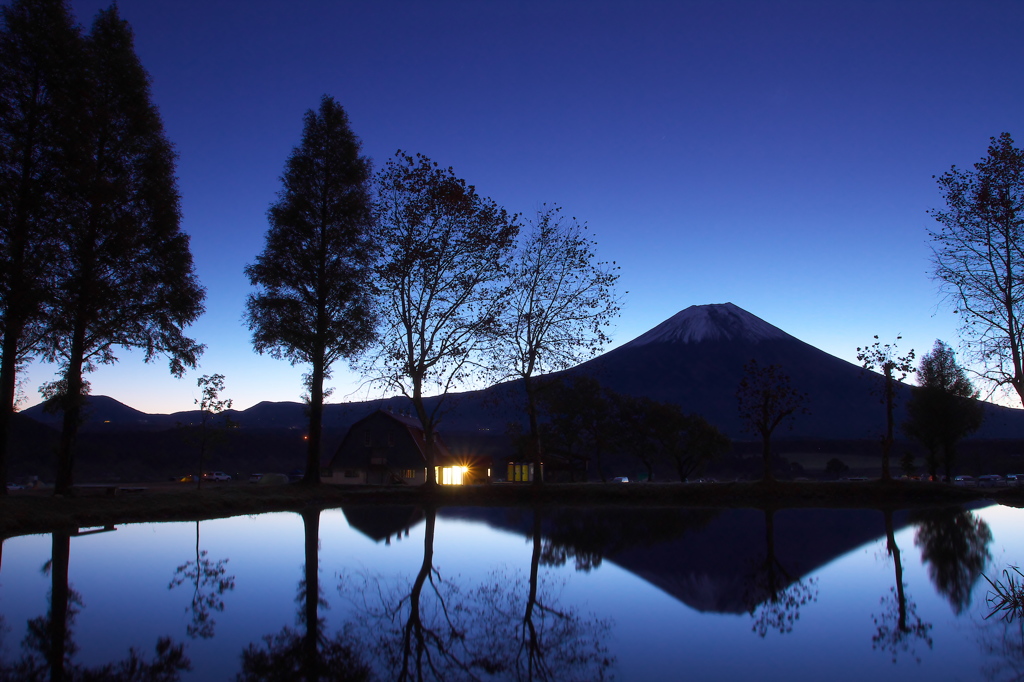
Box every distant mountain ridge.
[19,302,1024,441]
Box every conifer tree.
[0,0,81,494]
[245,96,375,485]
[42,7,205,495]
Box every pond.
[0,503,1021,681]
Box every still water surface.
[1,503,1022,680]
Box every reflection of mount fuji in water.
[344,505,910,615]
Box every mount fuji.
[555,302,1024,440]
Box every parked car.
[953,475,977,487]
[978,474,1005,487]
[611,476,629,483]
[202,471,231,481]
[249,473,264,483]
[1006,474,1024,486]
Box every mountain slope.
[18,303,1024,441]
[560,302,1024,439]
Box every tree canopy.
[930,132,1024,405]
[857,336,914,481]
[245,95,375,484]
[41,6,205,495]
[0,0,82,493]
[493,204,620,484]
[363,151,518,486]
[903,340,983,481]
[736,360,807,481]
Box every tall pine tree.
[245,95,376,485]
[42,6,205,495]
[0,0,81,494]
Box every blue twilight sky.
[17,0,1024,414]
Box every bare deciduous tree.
[857,336,914,481]
[493,205,620,484]
[363,152,518,486]
[930,132,1024,404]
[736,360,807,482]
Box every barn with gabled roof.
[325,408,485,485]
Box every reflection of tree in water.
[238,508,370,682]
[978,617,1024,682]
[168,520,235,639]
[913,506,992,614]
[345,505,613,681]
[471,509,614,681]
[0,531,190,681]
[871,509,932,664]
[744,509,818,637]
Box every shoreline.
[1,479,1014,538]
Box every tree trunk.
[0,326,20,497]
[761,431,774,482]
[54,321,86,496]
[884,510,908,632]
[523,509,543,672]
[302,508,320,682]
[49,530,71,682]
[524,375,544,486]
[412,385,436,487]
[881,368,894,481]
[401,506,435,678]
[303,348,325,485]
[942,443,955,484]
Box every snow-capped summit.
[620,303,792,347]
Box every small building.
[324,409,487,485]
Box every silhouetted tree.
[904,340,984,482]
[610,393,661,481]
[41,7,205,495]
[930,133,1024,406]
[363,152,518,486]
[872,509,933,663]
[913,507,992,614]
[245,95,375,485]
[824,457,849,479]
[736,360,807,481]
[0,0,80,496]
[182,373,234,489]
[492,205,620,485]
[650,407,730,482]
[168,521,235,639]
[535,375,615,481]
[857,336,915,481]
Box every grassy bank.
[0,479,1012,539]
